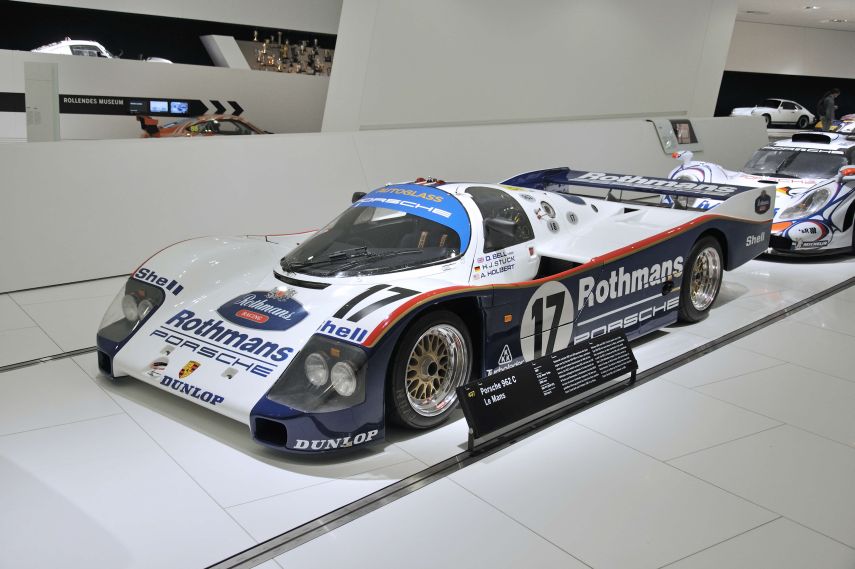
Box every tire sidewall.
[678,237,723,323]
[387,309,472,429]
[797,115,809,129]
[763,114,771,126]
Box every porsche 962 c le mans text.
[96,170,773,453]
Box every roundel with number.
[520,281,575,362]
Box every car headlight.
[331,361,357,396]
[266,335,367,413]
[777,188,832,221]
[98,279,165,344]
[304,352,329,387]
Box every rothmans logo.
[217,291,307,331]
[579,257,684,309]
[577,172,740,196]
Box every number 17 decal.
[520,281,575,361]
[333,285,420,322]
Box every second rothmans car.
[97,171,772,453]
[669,132,855,255]
[730,98,815,128]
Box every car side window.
[782,102,797,110]
[70,45,99,57]
[465,186,534,253]
[216,121,241,134]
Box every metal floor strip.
[207,275,855,569]
[0,347,97,374]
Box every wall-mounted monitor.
[170,101,189,114]
[150,100,168,113]
[670,119,698,144]
[648,118,703,153]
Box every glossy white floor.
[1,256,854,569]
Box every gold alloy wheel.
[690,246,722,311]
[405,324,469,417]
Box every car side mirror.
[352,192,366,203]
[838,166,855,183]
[484,217,517,237]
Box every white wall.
[726,20,855,78]
[0,49,329,140]
[15,0,342,35]
[323,0,737,131]
[0,116,767,292]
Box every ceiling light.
[744,10,769,14]
[831,18,849,22]
[804,5,821,9]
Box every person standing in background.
[818,88,840,131]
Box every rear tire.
[679,237,723,323]
[387,310,472,429]
[796,115,809,129]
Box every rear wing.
[502,167,756,201]
[502,167,774,221]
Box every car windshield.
[281,187,470,277]
[743,149,846,179]
[761,99,780,108]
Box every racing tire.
[678,237,723,323]
[763,114,772,127]
[796,115,810,129]
[387,310,472,429]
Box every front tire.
[796,115,809,129]
[763,114,772,127]
[679,237,723,323]
[387,310,472,429]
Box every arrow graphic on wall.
[0,92,246,118]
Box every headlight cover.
[777,187,832,221]
[266,335,367,413]
[98,279,166,344]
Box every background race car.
[137,115,270,137]
[730,98,815,128]
[668,132,855,255]
[32,37,171,62]
[97,171,773,453]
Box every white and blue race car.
[97,170,772,453]
[669,132,855,255]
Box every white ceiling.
[737,0,855,30]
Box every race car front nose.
[265,334,368,414]
[249,334,375,451]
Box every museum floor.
[1,254,854,569]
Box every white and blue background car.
[669,132,855,255]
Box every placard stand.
[457,332,637,451]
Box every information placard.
[457,332,637,448]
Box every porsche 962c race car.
[668,132,855,255]
[96,170,772,453]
